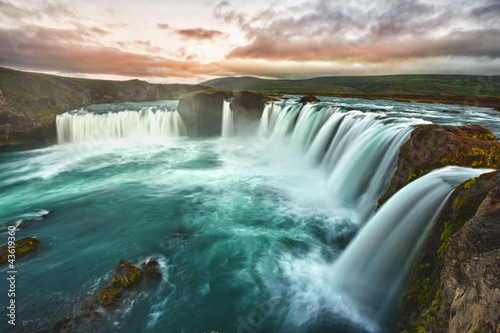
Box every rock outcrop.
[230,90,277,121]
[396,171,500,332]
[388,124,500,332]
[0,237,41,264]
[379,124,500,206]
[177,88,233,136]
[0,67,208,145]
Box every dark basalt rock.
[299,95,320,104]
[177,88,233,136]
[379,124,500,207]
[0,237,41,264]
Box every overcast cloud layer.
[0,0,499,82]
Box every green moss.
[98,286,123,307]
[0,237,41,264]
[462,178,477,189]
[113,263,143,289]
[425,143,437,152]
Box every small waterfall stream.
[221,100,234,138]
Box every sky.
[0,0,499,83]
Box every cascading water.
[324,166,493,332]
[221,100,234,138]
[56,107,186,143]
[259,101,429,221]
[3,97,500,333]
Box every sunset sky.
[0,0,499,83]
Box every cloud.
[0,0,75,23]
[0,26,219,79]
[221,0,500,64]
[157,23,170,30]
[175,28,224,40]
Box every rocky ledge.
[390,124,500,332]
[379,124,500,206]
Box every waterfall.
[56,108,186,144]
[221,100,234,138]
[324,166,492,332]
[259,101,429,221]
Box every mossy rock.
[97,285,123,307]
[0,237,40,264]
[379,124,500,207]
[112,260,143,289]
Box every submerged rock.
[0,210,52,234]
[0,237,41,264]
[177,88,233,136]
[299,95,320,104]
[379,124,500,206]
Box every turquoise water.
[0,138,360,332]
[0,98,499,332]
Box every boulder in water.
[0,237,41,264]
[141,258,163,282]
[97,260,143,306]
[299,95,320,104]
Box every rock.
[299,95,320,104]
[229,90,277,121]
[141,258,163,281]
[97,260,143,307]
[52,258,162,332]
[441,109,462,114]
[379,124,500,206]
[0,237,41,264]
[442,186,500,333]
[396,171,500,332]
[177,88,233,136]
[112,260,143,289]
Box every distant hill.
[0,67,209,145]
[202,74,500,97]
